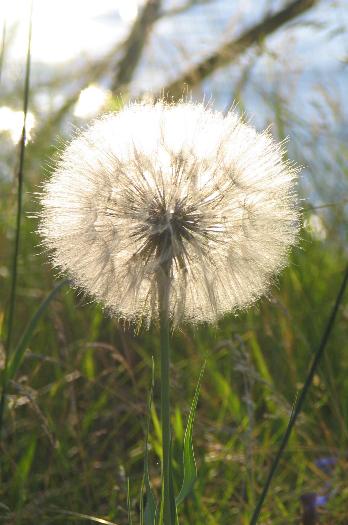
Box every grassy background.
[1,1,348,523]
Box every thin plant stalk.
[0,0,33,434]
[158,261,174,524]
[250,264,348,525]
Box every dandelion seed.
[38,101,300,324]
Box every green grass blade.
[0,280,67,433]
[15,435,37,508]
[6,280,67,381]
[127,477,133,525]
[169,457,179,524]
[175,362,206,507]
[144,474,157,525]
[4,0,33,356]
[57,509,119,524]
[0,0,33,437]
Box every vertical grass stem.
[0,0,33,434]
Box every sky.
[0,0,141,63]
[1,0,347,67]
[0,0,347,141]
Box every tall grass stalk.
[250,264,348,525]
[0,0,33,433]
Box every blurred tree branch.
[157,0,319,99]
[112,0,162,93]
[31,0,320,156]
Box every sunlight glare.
[117,0,139,23]
[306,213,327,241]
[0,106,36,144]
[74,85,111,119]
[1,0,127,63]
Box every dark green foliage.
[1,209,347,523]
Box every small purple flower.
[315,456,337,473]
[300,456,337,523]
[314,494,329,506]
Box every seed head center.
[134,196,201,264]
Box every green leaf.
[144,488,157,525]
[175,362,206,507]
[15,435,36,485]
[15,435,37,508]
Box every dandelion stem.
[158,262,174,524]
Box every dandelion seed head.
[38,101,300,324]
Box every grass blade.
[175,362,206,507]
[4,0,33,356]
[1,1,34,437]
[57,509,119,525]
[127,477,133,525]
[249,264,348,525]
[15,435,37,508]
[0,280,67,431]
[169,457,178,524]
[6,280,68,381]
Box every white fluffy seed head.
[38,101,300,325]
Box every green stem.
[0,0,33,435]
[158,262,173,525]
[5,0,33,356]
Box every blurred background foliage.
[0,0,348,523]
